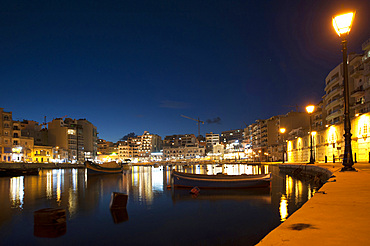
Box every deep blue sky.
[1,1,369,141]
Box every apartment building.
[12,121,34,162]
[118,131,162,162]
[312,101,327,131]
[97,139,116,155]
[205,132,219,153]
[266,111,310,161]
[349,38,370,115]
[48,118,97,163]
[220,129,244,144]
[20,120,48,146]
[0,108,13,162]
[250,120,268,160]
[78,119,98,160]
[163,133,205,160]
[323,63,350,125]
[163,145,205,160]
[163,134,198,148]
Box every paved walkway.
[257,162,370,246]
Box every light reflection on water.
[0,164,321,245]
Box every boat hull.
[85,161,126,174]
[172,170,271,189]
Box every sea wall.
[279,164,333,183]
[0,163,85,169]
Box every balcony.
[351,86,365,98]
[350,64,364,78]
[325,97,342,110]
[364,65,370,75]
[325,86,341,99]
[326,109,342,121]
[325,76,340,91]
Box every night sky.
[1,1,369,141]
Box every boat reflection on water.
[172,187,272,205]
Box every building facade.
[118,131,162,162]
[287,112,370,163]
[48,118,98,163]
[205,132,219,153]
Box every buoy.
[110,192,128,209]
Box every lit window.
[68,129,76,135]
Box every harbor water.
[0,164,322,245]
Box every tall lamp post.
[306,105,315,164]
[332,11,356,171]
[279,128,286,163]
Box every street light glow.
[332,12,355,37]
[305,105,315,114]
[279,128,286,134]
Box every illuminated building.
[118,131,162,162]
[324,38,370,126]
[163,145,205,160]
[32,145,53,163]
[286,112,370,162]
[97,139,116,155]
[163,133,204,160]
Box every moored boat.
[85,161,130,174]
[172,170,271,189]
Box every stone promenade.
[257,162,370,246]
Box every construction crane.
[41,115,67,128]
[283,105,300,112]
[180,115,204,136]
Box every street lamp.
[306,105,315,164]
[332,11,356,171]
[279,128,286,163]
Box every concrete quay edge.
[257,162,370,246]
[0,162,85,169]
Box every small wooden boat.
[85,161,130,174]
[172,170,271,189]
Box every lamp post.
[279,128,286,163]
[306,105,315,164]
[332,11,356,171]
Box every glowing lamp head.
[332,12,355,37]
[279,128,286,134]
[306,105,315,114]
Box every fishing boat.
[85,161,130,174]
[172,170,271,188]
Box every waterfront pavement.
[257,161,370,246]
